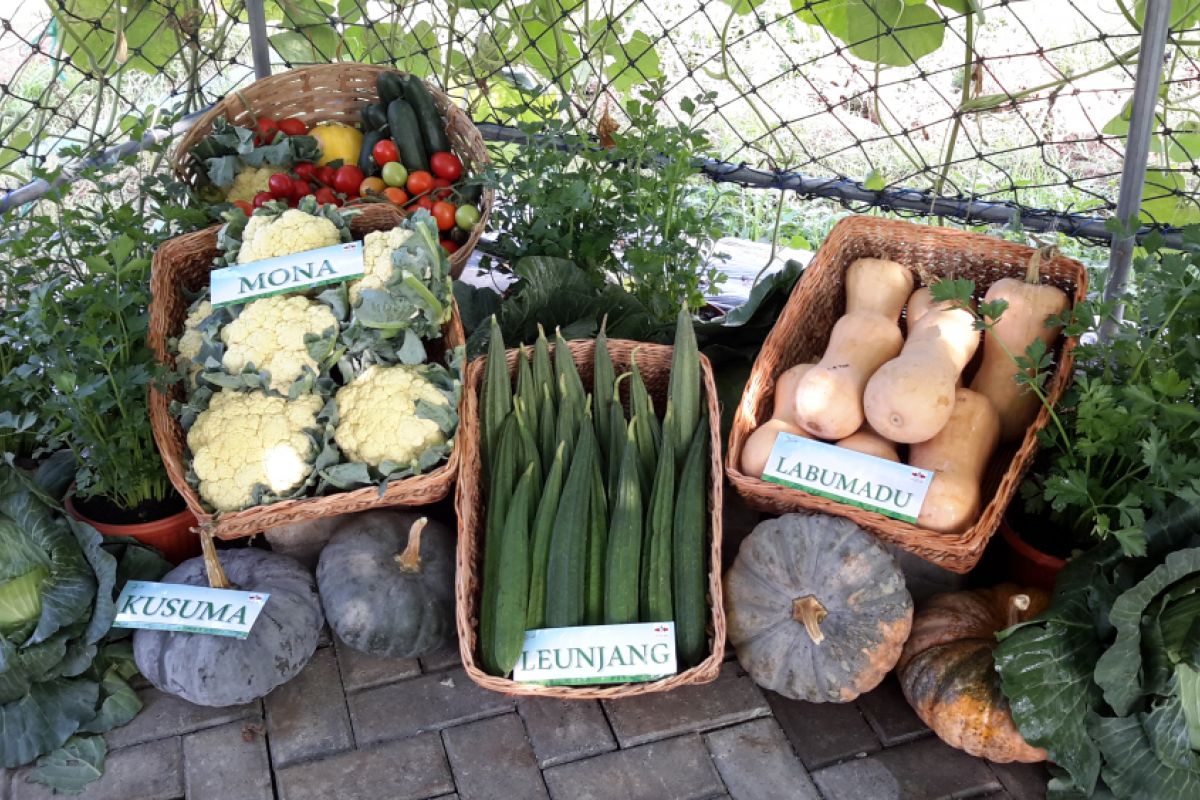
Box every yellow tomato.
[310,123,363,167]
[359,176,387,197]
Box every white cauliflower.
[188,390,324,512]
[224,165,286,204]
[221,295,337,392]
[349,226,414,303]
[176,299,213,374]
[238,208,341,265]
[334,365,450,467]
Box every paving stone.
[334,635,421,692]
[811,736,1001,800]
[443,713,549,800]
[602,663,770,747]
[856,676,931,746]
[183,717,272,800]
[990,762,1049,800]
[12,737,182,800]
[542,734,724,800]
[704,718,820,800]
[264,646,354,767]
[420,640,463,673]
[275,732,454,800]
[765,690,880,769]
[105,687,259,749]
[1,769,9,800]
[518,697,617,767]
[347,667,515,746]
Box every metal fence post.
[1100,0,1173,340]
[245,0,272,80]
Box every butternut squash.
[836,427,900,462]
[771,363,816,424]
[846,258,915,322]
[794,312,904,440]
[910,389,999,534]
[741,418,807,478]
[863,289,981,443]
[970,247,1069,442]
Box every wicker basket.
[172,64,493,278]
[455,339,726,698]
[148,204,465,541]
[725,216,1088,574]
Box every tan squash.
[771,363,817,424]
[836,426,900,462]
[863,289,981,443]
[970,246,1069,442]
[741,418,808,478]
[845,258,915,321]
[794,312,904,440]
[910,388,999,534]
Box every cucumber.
[358,129,386,177]
[584,460,608,625]
[641,404,675,623]
[545,420,597,628]
[485,464,535,676]
[479,413,519,674]
[604,420,643,625]
[377,70,405,105]
[386,98,429,172]
[673,416,709,667]
[526,443,566,630]
[401,73,452,154]
[361,102,389,132]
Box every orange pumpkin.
[896,584,1049,763]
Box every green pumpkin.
[317,511,455,659]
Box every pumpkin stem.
[792,595,827,645]
[1007,593,1032,628]
[395,517,429,573]
[199,524,232,590]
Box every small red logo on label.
[248,595,265,602]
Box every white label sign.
[210,241,364,308]
[112,580,269,639]
[761,433,933,523]
[512,622,677,685]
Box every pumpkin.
[316,512,455,658]
[909,388,999,534]
[133,533,323,707]
[725,513,913,702]
[897,584,1050,763]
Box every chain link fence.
[2,0,1198,236]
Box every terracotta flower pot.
[65,494,200,564]
[999,516,1066,593]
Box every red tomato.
[333,165,365,196]
[252,191,274,208]
[292,177,313,202]
[406,170,434,197]
[440,239,459,254]
[372,139,400,166]
[277,118,307,136]
[267,172,293,198]
[294,161,317,180]
[382,187,409,205]
[254,118,278,145]
[316,165,337,186]
[314,187,338,205]
[431,201,456,231]
[431,177,453,201]
[413,196,434,212]
[429,152,463,182]
[232,200,254,216]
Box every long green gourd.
[533,325,555,403]
[641,404,675,623]
[514,398,544,496]
[629,353,661,496]
[515,345,539,429]
[481,316,511,474]
[538,385,557,473]
[526,443,566,629]
[584,462,608,625]
[607,378,627,501]
[555,374,581,466]
[666,307,700,462]
[593,325,616,470]
[554,329,586,400]
[545,420,596,628]
[487,464,536,675]
[673,415,709,667]
[479,414,520,673]
[604,421,643,624]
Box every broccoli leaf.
[30,735,107,796]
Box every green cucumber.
[593,323,616,471]
[667,306,700,461]
[485,464,536,675]
[584,460,608,625]
[401,73,452,155]
[358,129,386,177]
[545,421,597,628]
[362,102,389,132]
[480,413,519,673]
[526,443,566,630]
[604,420,643,625]
[377,70,405,105]
[481,316,511,474]
[641,404,675,623]
[386,98,429,172]
[673,416,709,667]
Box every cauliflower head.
[221,294,337,392]
[334,365,450,467]
[176,298,215,386]
[238,208,340,265]
[349,226,415,303]
[225,166,286,204]
[187,390,324,512]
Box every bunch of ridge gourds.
[741,252,1068,534]
[478,312,709,678]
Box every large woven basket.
[726,216,1088,574]
[172,64,493,278]
[455,339,726,698]
[148,204,465,540]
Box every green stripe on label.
[520,673,672,686]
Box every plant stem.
[932,10,975,208]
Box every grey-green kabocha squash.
[725,513,913,703]
[316,511,455,658]
[133,537,323,707]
